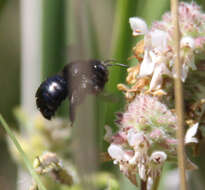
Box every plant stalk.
[141,179,147,190]
[171,0,187,190]
[151,175,160,190]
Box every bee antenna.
[103,59,128,68]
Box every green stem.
[151,175,160,190]
[0,114,47,190]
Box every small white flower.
[129,152,139,165]
[181,63,189,82]
[129,17,148,36]
[127,130,149,152]
[180,54,195,82]
[127,129,142,146]
[185,123,199,144]
[139,50,156,76]
[138,162,147,181]
[149,50,161,64]
[147,177,153,190]
[150,151,167,164]
[150,29,168,50]
[149,63,171,90]
[180,36,195,49]
[149,66,163,90]
[108,144,126,163]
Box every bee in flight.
[35,59,127,124]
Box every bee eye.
[93,63,106,73]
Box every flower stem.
[141,180,147,190]
[151,175,160,190]
[171,0,187,190]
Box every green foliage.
[42,0,66,78]
[0,114,47,190]
[104,0,138,128]
[0,0,6,14]
[3,0,205,189]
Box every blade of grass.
[0,114,47,190]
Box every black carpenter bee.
[35,59,127,124]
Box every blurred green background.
[0,0,205,189]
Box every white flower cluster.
[105,2,205,187]
[129,2,205,90]
[105,95,177,185]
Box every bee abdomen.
[35,75,68,120]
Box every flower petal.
[149,63,170,90]
[150,151,167,165]
[150,29,168,50]
[129,17,148,36]
[139,50,155,76]
[185,123,199,144]
[108,144,125,162]
[180,36,195,49]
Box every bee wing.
[68,89,85,125]
[68,92,77,125]
[69,101,76,126]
